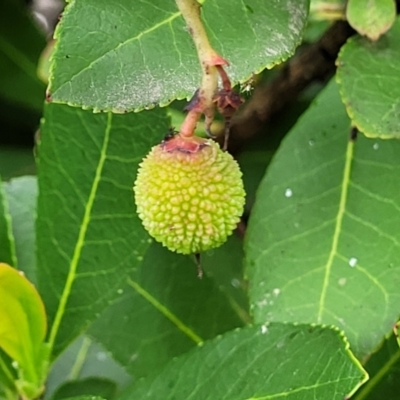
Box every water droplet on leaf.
[96,352,107,361]
[231,278,240,288]
[349,257,357,267]
[285,188,293,198]
[261,325,268,334]
[272,288,281,296]
[338,277,347,286]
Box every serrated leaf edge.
[47,0,309,113]
[336,38,400,139]
[129,322,368,398]
[46,112,113,355]
[353,343,400,400]
[346,0,396,42]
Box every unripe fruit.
[134,135,245,254]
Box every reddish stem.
[175,0,230,138]
[180,110,202,137]
[216,65,232,91]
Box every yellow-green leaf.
[346,0,396,41]
[0,263,47,385]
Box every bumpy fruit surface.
[134,136,245,254]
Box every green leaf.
[237,148,273,214]
[0,263,47,397]
[202,235,250,320]
[0,178,16,267]
[4,177,37,284]
[395,321,400,348]
[0,349,17,400]
[246,79,400,359]
[47,336,131,398]
[346,0,396,41]
[119,323,367,400]
[0,0,45,112]
[336,16,400,139]
[56,397,105,400]
[353,333,400,400]
[89,239,246,378]
[51,377,117,400]
[37,103,169,357]
[48,0,309,112]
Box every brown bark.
[228,21,355,153]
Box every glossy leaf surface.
[119,324,367,400]
[246,79,400,359]
[37,103,169,356]
[0,263,47,386]
[48,0,309,111]
[89,238,247,378]
[337,17,400,138]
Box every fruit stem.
[175,0,228,137]
[179,109,201,138]
[216,65,232,91]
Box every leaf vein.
[47,112,113,352]
[317,140,354,323]
[345,211,400,247]
[54,10,181,91]
[127,277,203,344]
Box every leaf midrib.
[47,112,113,353]
[317,139,354,323]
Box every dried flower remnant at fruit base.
[134,0,245,257]
[134,136,245,254]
